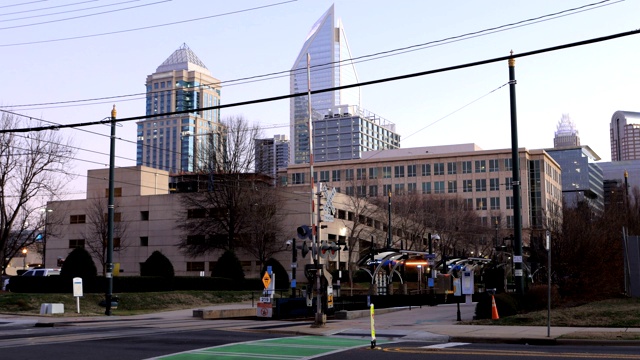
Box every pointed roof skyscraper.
[156,43,210,75]
[554,114,580,148]
[289,5,362,164]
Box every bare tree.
[81,197,129,275]
[0,113,75,274]
[177,116,285,259]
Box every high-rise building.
[137,43,224,173]
[546,146,604,213]
[255,134,289,179]
[610,110,640,161]
[554,114,580,148]
[290,5,399,165]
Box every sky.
[1,0,639,201]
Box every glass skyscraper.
[290,5,398,165]
[137,43,223,174]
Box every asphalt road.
[2,317,640,360]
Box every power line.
[0,0,47,10]
[3,27,639,134]
[0,0,170,30]
[1,0,140,23]
[0,0,297,47]
[0,0,619,110]
[0,0,97,20]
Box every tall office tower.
[137,43,223,173]
[255,134,290,179]
[610,110,640,161]
[553,114,580,148]
[289,5,399,165]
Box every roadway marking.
[422,342,470,348]
[384,347,640,358]
[151,336,383,359]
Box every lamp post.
[21,248,27,270]
[41,208,52,268]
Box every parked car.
[21,268,61,277]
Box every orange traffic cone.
[491,295,500,320]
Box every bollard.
[370,303,376,349]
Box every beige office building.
[282,144,563,245]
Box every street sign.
[513,255,523,263]
[262,272,271,289]
[425,254,436,259]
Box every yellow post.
[370,303,376,349]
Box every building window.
[320,170,330,182]
[368,185,378,197]
[345,186,354,196]
[140,236,149,246]
[463,180,472,192]
[475,179,487,192]
[356,168,366,180]
[383,166,392,178]
[69,239,85,248]
[394,183,405,195]
[407,183,417,194]
[394,165,405,178]
[434,181,445,194]
[490,197,500,210]
[357,185,366,197]
[407,164,416,177]
[187,262,205,271]
[506,215,514,228]
[475,160,486,173]
[422,182,431,194]
[383,184,392,195]
[368,167,378,179]
[434,163,445,176]
[505,177,513,190]
[462,161,472,174]
[187,235,206,245]
[292,173,305,184]
[463,198,473,210]
[491,216,501,227]
[102,212,122,222]
[187,209,207,218]
[422,164,431,176]
[506,196,514,209]
[104,187,122,197]
[447,162,457,175]
[140,211,149,221]
[114,237,121,250]
[332,170,341,182]
[345,169,354,181]
[448,180,457,193]
[489,159,500,172]
[476,198,487,210]
[504,158,513,171]
[490,178,500,191]
[70,214,86,224]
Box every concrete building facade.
[137,43,224,174]
[44,166,402,280]
[282,144,563,244]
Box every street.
[1,315,640,360]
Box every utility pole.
[105,105,116,316]
[387,190,392,249]
[508,51,524,295]
[290,237,296,298]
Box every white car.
[21,268,61,277]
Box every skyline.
[1,0,639,200]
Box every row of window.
[69,211,150,224]
[293,159,514,184]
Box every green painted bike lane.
[153,336,381,360]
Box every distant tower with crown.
[553,114,580,148]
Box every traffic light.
[297,225,313,240]
[297,241,309,258]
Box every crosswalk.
[151,336,380,360]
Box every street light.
[21,248,27,270]
[40,208,52,268]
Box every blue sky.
[1,0,639,199]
